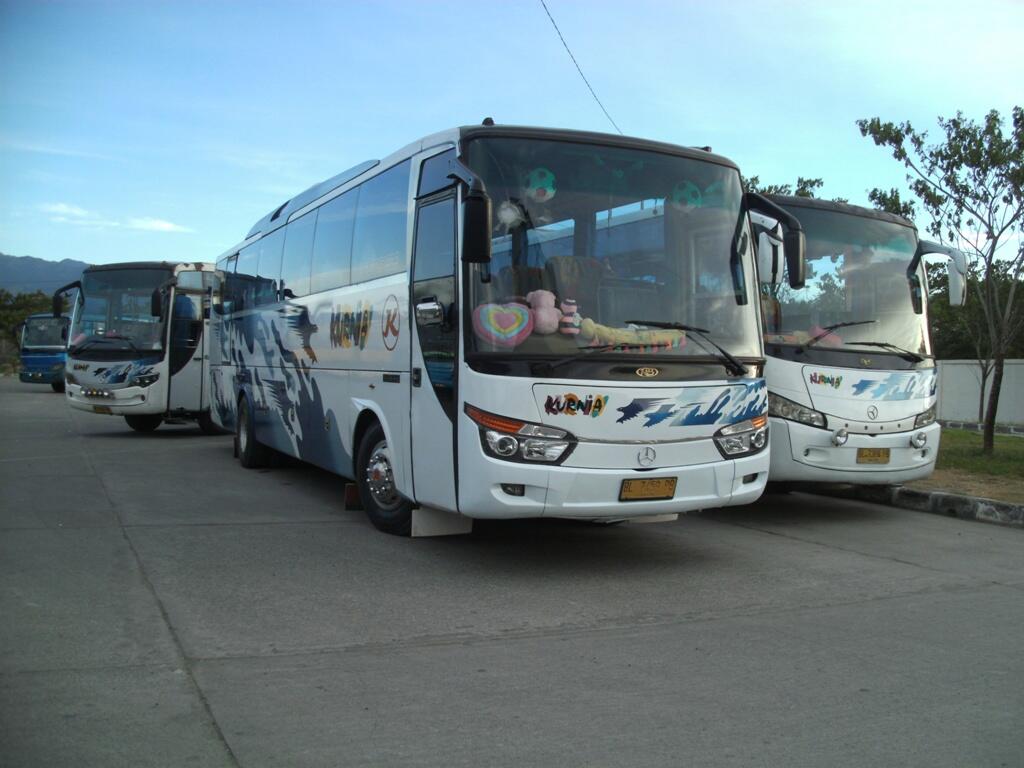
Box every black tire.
[125,415,162,432]
[766,481,797,495]
[50,380,65,393]
[236,397,271,468]
[356,422,413,536]
[197,412,226,435]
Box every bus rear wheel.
[237,397,271,468]
[50,381,65,393]
[356,423,412,536]
[125,415,162,432]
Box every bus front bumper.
[768,418,940,484]
[20,368,62,384]
[65,383,165,415]
[457,450,769,520]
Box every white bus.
[53,261,223,433]
[209,125,805,535]
[753,196,966,486]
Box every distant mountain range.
[0,253,91,295]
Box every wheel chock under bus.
[343,483,362,510]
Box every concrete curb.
[807,484,1024,528]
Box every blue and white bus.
[16,312,70,392]
[54,261,222,433]
[210,125,804,535]
[753,196,966,486]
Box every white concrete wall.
[937,359,1024,425]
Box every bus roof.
[227,124,738,260]
[84,261,215,274]
[768,194,917,231]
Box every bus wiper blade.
[802,320,877,350]
[843,341,925,363]
[540,344,633,373]
[626,320,748,376]
[69,338,114,354]
[101,333,143,355]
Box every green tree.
[858,108,1024,454]
[0,289,59,371]
[743,176,824,198]
[867,188,917,219]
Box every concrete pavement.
[1,377,1021,767]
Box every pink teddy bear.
[526,290,562,335]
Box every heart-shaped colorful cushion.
[472,303,534,348]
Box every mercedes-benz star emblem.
[637,447,656,467]
[867,405,879,420]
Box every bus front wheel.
[356,423,412,536]
[237,398,271,468]
[125,415,162,432]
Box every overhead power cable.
[538,0,623,135]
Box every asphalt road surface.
[1,376,1021,767]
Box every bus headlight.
[768,392,827,428]
[910,431,928,449]
[714,415,769,458]
[914,404,936,428]
[130,372,160,388]
[467,404,575,465]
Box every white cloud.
[125,217,193,233]
[40,203,193,234]
[40,202,90,218]
[2,138,114,161]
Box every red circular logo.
[382,294,400,351]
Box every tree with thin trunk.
[858,108,1024,455]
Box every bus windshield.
[22,316,67,348]
[762,205,930,357]
[463,137,760,364]
[69,267,171,358]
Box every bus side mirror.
[948,264,966,307]
[745,193,804,289]
[151,289,163,317]
[52,280,80,318]
[461,182,492,264]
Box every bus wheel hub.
[366,445,400,510]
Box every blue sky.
[1,0,1021,266]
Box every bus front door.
[167,279,205,414]
[409,195,459,512]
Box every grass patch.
[937,429,1024,479]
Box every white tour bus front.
[54,261,221,433]
[210,125,803,535]
[755,196,966,485]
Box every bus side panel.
[215,275,410,490]
[308,275,411,495]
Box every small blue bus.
[17,312,70,392]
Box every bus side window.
[280,210,317,300]
[256,229,285,306]
[235,245,259,311]
[351,160,411,284]
[310,189,357,294]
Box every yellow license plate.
[619,477,677,502]
[856,447,890,464]
[92,405,112,414]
